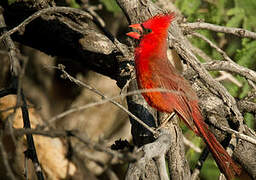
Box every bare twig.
[85,8,129,57]
[21,90,44,180]
[14,128,138,162]
[47,65,199,138]
[191,32,232,62]
[83,4,105,27]
[0,14,21,76]
[0,10,44,180]
[214,71,242,87]
[49,64,157,136]
[183,136,201,153]
[181,22,256,40]
[189,45,242,87]
[0,7,93,43]
[47,88,183,136]
[169,35,244,132]
[203,61,256,84]
[47,84,201,138]
[219,125,256,145]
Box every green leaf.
[244,113,255,129]
[236,41,256,70]
[100,0,121,14]
[226,8,244,27]
[68,0,80,8]
[201,156,220,180]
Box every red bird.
[127,13,241,179]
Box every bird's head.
[126,13,175,40]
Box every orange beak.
[126,23,143,40]
[129,24,143,33]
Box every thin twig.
[84,4,105,27]
[0,7,93,43]
[219,125,256,145]
[181,22,256,40]
[0,10,44,180]
[0,13,21,76]
[21,90,44,180]
[168,26,245,133]
[49,64,157,136]
[189,45,242,87]
[48,89,170,135]
[47,86,199,137]
[14,128,138,162]
[47,65,197,137]
[183,136,201,153]
[214,71,242,87]
[191,32,232,62]
[203,61,256,84]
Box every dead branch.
[191,32,233,62]
[203,61,256,83]
[125,128,172,180]
[0,2,124,80]
[181,22,256,39]
[0,10,44,180]
[14,128,138,163]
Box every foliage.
[100,0,121,14]
[68,0,80,8]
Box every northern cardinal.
[127,13,241,179]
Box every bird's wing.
[152,61,198,132]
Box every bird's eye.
[141,24,152,35]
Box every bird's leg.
[157,112,176,130]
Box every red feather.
[127,13,241,180]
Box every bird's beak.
[129,24,143,32]
[126,23,143,40]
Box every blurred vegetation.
[100,0,121,14]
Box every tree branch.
[181,22,256,39]
[203,61,256,83]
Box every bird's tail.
[192,105,241,180]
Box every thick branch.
[0,2,122,80]
[125,129,172,180]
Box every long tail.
[191,105,241,180]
